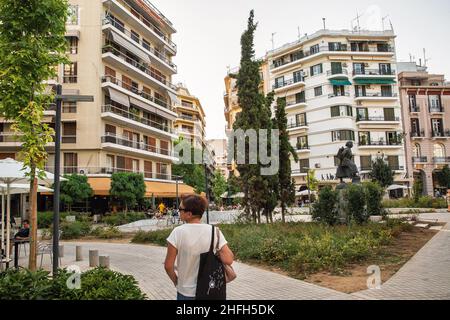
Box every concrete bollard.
[99,255,110,269]
[75,246,83,261]
[59,245,64,258]
[89,250,99,267]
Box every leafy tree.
[413,178,423,203]
[110,173,146,212]
[275,97,298,223]
[60,174,93,211]
[369,157,394,188]
[232,10,274,223]
[311,187,338,225]
[306,169,319,192]
[0,0,69,270]
[436,165,450,189]
[212,170,227,206]
[346,184,367,224]
[364,181,384,216]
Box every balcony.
[356,116,400,123]
[101,105,176,139]
[0,132,55,149]
[291,169,307,176]
[412,157,428,163]
[354,92,398,101]
[286,99,307,111]
[287,121,308,131]
[326,69,349,79]
[62,136,77,144]
[273,77,305,92]
[101,75,174,113]
[429,106,444,113]
[431,130,450,138]
[102,0,176,54]
[433,157,450,163]
[295,143,310,153]
[328,92,350,99]
[389,165,405,171]
[102,16,177,74]
[410,105,420,113]
[411,130,426,138]
[101,133,177,161]
[352,69,396,78]
[102,46,177,93]
[358,140,403,148]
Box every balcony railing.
[389,165,405,171]
[0,132,23,143]
[273,77,305,90]
[358,140,402,146]
[101,75,171,110]
[101,105,173,133]
[429,106,444,113]
[412,157,428,163]
[295,143,309,150]
[350,45,394,53]
[287,121,308,129]
[63,75,77,84]
[271,44,393,69]
[326,69,349,76]
[328,92,350,98]
[411,130,425,138]
[115,0,176,51]
[101,133,173,157]
[102,46,177,91]
[356,116,399,122]
[431,130,450,138]
[433,157,450,163]
[102,16,177,71]
[45,165,172,180]
[410,105,420,112]
[62,136,77,144]
[353,69,396,76]
[355,92,398,98]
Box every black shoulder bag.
[195,225,226,300]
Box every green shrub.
[60,221,91,240]
[312,187,338,225]
[38,212,92,229]
[346,184,367,224]
[0,268,146,300]
[91,226,123,239]
[132,229,171,246]
[103,212,147,226]
[364,182,384,216]
[382,196,447,209]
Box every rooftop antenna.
[351,11,362,32]
[297,26,301,40]
[271,32,276,50]
[322,18,326,30]
[423,48,430,67]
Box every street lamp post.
[204,163,209,224]
[303,167,311,215]
[52,84,93,274]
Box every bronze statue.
[336,141,359,183]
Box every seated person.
[14,219,30,240]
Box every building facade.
[398,62,450,196]
[207,139,228,178]
[224,29,408,192]
[0,0,198,210]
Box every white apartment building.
[265,29,407,189]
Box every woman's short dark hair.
[181,195,208,217]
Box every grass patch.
[131,220,414,278]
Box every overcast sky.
[150,0,450,140]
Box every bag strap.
[215,227,220,252]
[209,225,215,252]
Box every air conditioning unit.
[78,168,89,175]
[364,63,370,67]
[302,70,309,77]
[342,63,348,67]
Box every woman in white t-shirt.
[164,195,234,300]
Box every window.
[296,136,309,150]
[431,119,443,136]
[105,124,116,135]
[295,91,305,103]
[62,101,77,113]
[381,85,393,97]
[131,30,140,43]
[387,156,399,170]
[360,156,372,171]
[379,63,392,75]
[299,159,310,173]
[310,64,323,76]
[67,5,79,25]
[142,39,151,51]
[355,85,367,97]
[330,62,343,75]
[353,63,365,75]
[275,76,284,89]
[156,163,168,179]
[66,37,78,54]
[333,85,346,97]
[132,159,139,172]
[293,70,303,83]
[273,58,284,68]
[314,86,322,97]
[62,122,76,143]
[358,131,370,145]
[328,42,343,51]
[331,106,352,117]
[377,43,390,52]
[411,80,421,86]
[63,62,77,83]
[160,140,169,155]
[386,132,399,145]
[106,155,115,172]
[331,106,340,117]
[356,108,368,121]
[412,144,421,158]
[310,44,320,55]
[332,130,354,142]
[63,153,78,174]
[383,108,395,121]
[144,161,153,178]
[411,118,420,135]
[290,50,304,62]
[434,144,446,158]
[409,95,418,111]
[295,113,307,127]
[429,95,442,111]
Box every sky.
[150,0,450,140]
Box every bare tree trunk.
[257,208,261,224]
[281,203,286,223]
[28,173,38,271]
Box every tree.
[346,184,367,224]
[364,181,384,216]
[275,97,298,223]
[436,165,450,190]
[232,10,274,223]
[311,187,338,225]
[0,0,69,270]
[60,174,93,212]
[369,156,394,188]
[413,178,423,203]
[110,173,146,212]
[212,170,227,207]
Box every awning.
[330,79,352,86]
[65,30,80,38]
[87,177,198,198]
[107,88,130,107]
[109,29,151,64]
[130,97,157,114]
[386,184,408,191]
[155,108,177,121]
[354,79,397,85]
[167,91,179,106]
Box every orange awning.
[87,177,198,198]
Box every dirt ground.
[303,226,439,293]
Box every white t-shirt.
[167,224,228,297]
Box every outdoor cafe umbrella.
[0,158,61,262]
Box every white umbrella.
[386,184,408,191]
[296,190,318,197]
[0,158,60,262]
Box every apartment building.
[398,62,450,196]
[207,139,229,178]
[224,29,408,191]
[0,0,197,209]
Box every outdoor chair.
[37,231,62,268]
[17,239,29,257]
